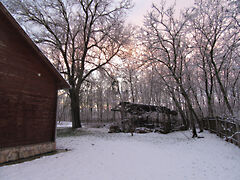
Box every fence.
[202,117,240,148]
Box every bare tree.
[189,0,240,116]
[140,2,203,137]
[4,0,133,128]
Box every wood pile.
[110,102,178,134]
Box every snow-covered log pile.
[112,102,177,115]
[110,102,179,134]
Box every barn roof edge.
[0,2,70,90]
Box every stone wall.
[0,142,56,164]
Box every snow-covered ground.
[57,121,72,128]
[1,128,240,180]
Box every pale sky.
[126,0,194,25]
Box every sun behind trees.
[4,0,134,128]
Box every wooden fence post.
[224,121,227,136]
[156,113,159,127]
[236,123,240,148]
[216,118,219,136]
[207,118,210,130]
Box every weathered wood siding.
[0,8,57,148]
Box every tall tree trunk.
[215,72,233,115]
[190,110,198,138]
[179,85,201,134]
[191,87,204,120]
[202,54,214,117]
[207,96,214,117]
[210,50,233,115]
[171,90,189,129]
[69,89,81,128]
[174,76,202,133]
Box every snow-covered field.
[1,128,240,180]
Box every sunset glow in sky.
[127,0,194,25]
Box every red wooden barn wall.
[0,6,58,148]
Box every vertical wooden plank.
[156,112,159,127]
[120,102,126,132]
[120,103,123,121]
[167,114,171,130]
[52,89,58,142]
[163,114,166,122]
[207,118,210,130]
[236,123,240,148]
[224,120,227,137]
[120,102,126,121]
[216,118,219,136]
[219,120,222,138]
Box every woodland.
[4,0,240,136]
